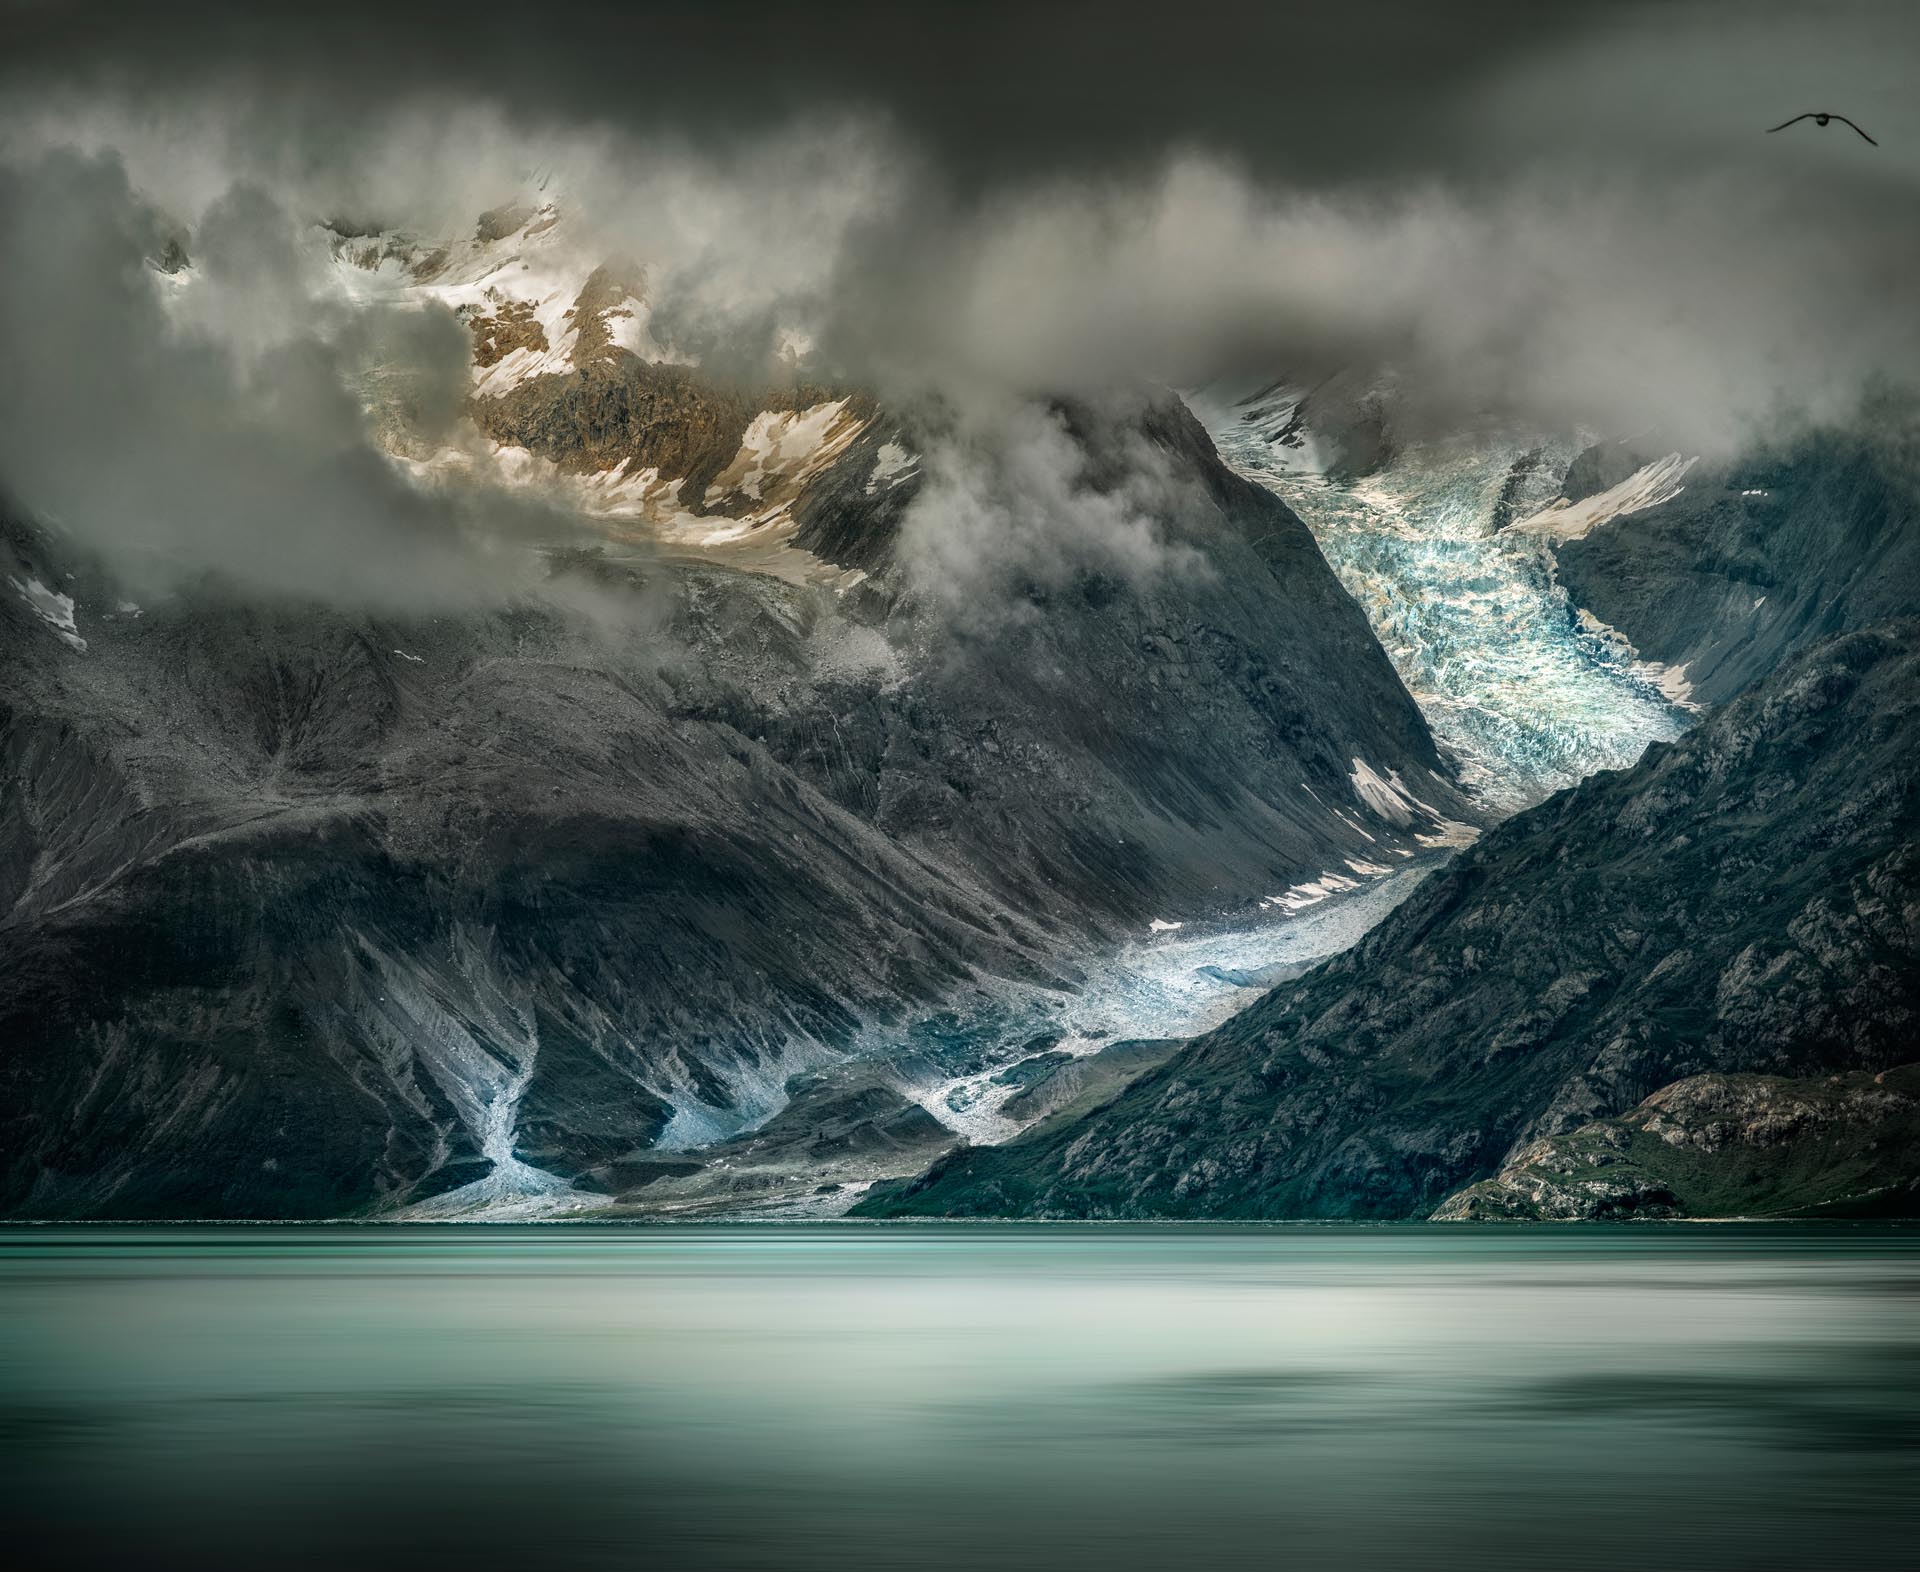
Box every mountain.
[856,620,1920,1219]
[0,215,1474,1217]
[1433,1063,1920,1220]
[12,198,1912,1225]
[1550,412,1920,707]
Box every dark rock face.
[1555,419,1920,706]
[1435,1064,1920,1220]
[1558,437,1661,506]
[471,358,765,505]
[1487,446,1553,533]
[0,595,1029,1217]
[995,1037,1183,1128]
[858,623,1920,1220]
[0,398,1462,1218]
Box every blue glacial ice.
[1185,383,1691,813]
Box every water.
[1186,388,1688,812]
[4,1225,1915,1571]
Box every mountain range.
[3,200,1915,1221]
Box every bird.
[1766,111,1878,146]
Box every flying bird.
[1766,111,1878,145]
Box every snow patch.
[1262,871,1359,913]
[1512,454,1696,542]
[603,293,678,363]
[865,441,919,495]
[1349,757,1441,827]
[1630,657,1699,711]
[9,576,85,650]
[704,399,862,511]
[1334,809,1378,844]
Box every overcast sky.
[2,1,1915,603]
[6,1,1918,187]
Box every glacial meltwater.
[3,1225,1915,1571]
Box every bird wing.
[1766,113,1817,132]
[1830,115,1879,146]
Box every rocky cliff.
[1433,1064,1920,1220]
[1554,412,1920,707]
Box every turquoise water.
[3,1225,1916,1570]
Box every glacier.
[1186,385,1691,813]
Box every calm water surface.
[2,1224,1915,1570]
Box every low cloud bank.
[0,148,591,608]
[2,50,1915,607]
[897,401,1211,624]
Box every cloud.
[0,148,591,607]
[0,0,1916,610]
[834,153,1920,454]
[0,92,905,385]
[895,401,1210,621]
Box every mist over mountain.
[5,1,1919,603]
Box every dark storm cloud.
[0,0,1592,189]
[1,0,1916,602]
[8,1,1916,189]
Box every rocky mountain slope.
[858,621,1920,1219]
[13,195,1910,1224]
[1433,1063,1920,1220]
[0,347,1469,1217]
[1552,413,1920,708]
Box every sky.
[6,1,1916,187]
[1,0,1916,603]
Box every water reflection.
[2,1225,1915,1570]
